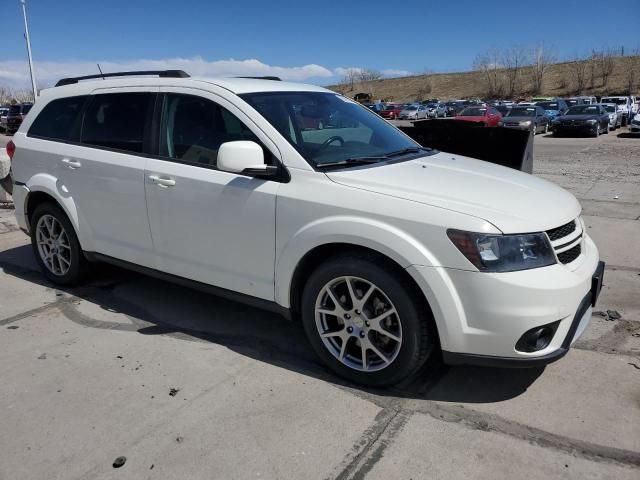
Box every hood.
[325,152,581,234]
[455,116,485,122]
[557,114,599,121]
[503,116,535,122]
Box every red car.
[455,105,502,127]
[380,103,404,120]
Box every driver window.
[159,93,262,169]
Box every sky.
[1,0,639,89]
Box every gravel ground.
[0,131,638,480]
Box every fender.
[274,215,441,308]
[24,173,96,252]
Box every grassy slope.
[328,56,640,101]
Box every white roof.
[41,75,331,98]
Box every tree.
[473,49,504,98]
[592,48,615,89]
[531,44,553,95]
[623,53,638,95]
[568,55,589,95]
[503,46,528,98]
[357,69,384,82]
[339,68,361,92]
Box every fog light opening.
[515,321,560,353]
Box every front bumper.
[443,260,604,367]
[407,233,602,366]
[554,123,597,133]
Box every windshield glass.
[507,107,536,117]
[459,107,486,116]
[405,105,417,110]
[601,97,627,105]
[604,105,616,112]
[566,99,580,106]
[566,106,599,115]
[537,102,560,110]
[240,91,422,168]
[8,105,20,114]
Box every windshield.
[384,105,397,111]
[566,106,599,115]
[459,107,486,116]
[604,105,616,112]
[9,105,20,114]
[566,99,580,106]
[404,105,417,110]
[507,107,536,117]
[537,102,560,110]
[240,91,423,168]
[601,97,627,105]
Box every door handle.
[148,175,176,187]
[61,158,81,169]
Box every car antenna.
[96,63,105,80]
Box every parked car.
[379,103,404,120]
[552,104,610,137]
[398,104,427,120]
[425,103,446,118]
[445,101,466,116]
[8,70,604,386]
[454,105,502,126]
[602,103,622,130]
[5,103,33,133]
[629,112,640,133]
[600,96,632,126]
[494,104,511,117]
[363,103,385,115]
[502,106,550,134]
[0,107,10,132]
[535,99,568,123]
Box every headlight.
[447,230,556,272]
[587,119,597,124]
[519,120,532,126]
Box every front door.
[144,89,280,300]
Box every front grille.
[557,244,581,264]
[546,221,576,241]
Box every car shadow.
[617,131,639,138]
[0,243,544,404]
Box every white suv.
[8,70,604,386]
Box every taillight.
[6,140,15,160]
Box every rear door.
[59,88,156,266]
[144,87,280,300]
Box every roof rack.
[236,76,282,81]
[55,70,190,87]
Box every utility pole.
[20,0,38,100]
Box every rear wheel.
[301,253,434,387]
[30,202,87,285]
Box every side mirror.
[218,141,277,177]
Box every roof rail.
[236,76,282,81]
[55,70,190,87]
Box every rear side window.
[28,96,87,142]
[81,92,153,154]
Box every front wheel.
[30,202,88,285]
[301,253,434,387]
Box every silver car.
[424,103,447,118]
[398,104,427,120]
[602,103,621,130]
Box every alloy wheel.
[314,276,402,372]
[35,214,72,276]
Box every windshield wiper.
[384,146,432,157]
[316,156,388,169]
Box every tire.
[532,125,537,135]
[544,123,549,134]
[30,202,87,286]
[592,126,599,138]
[605,123,610,134]
[301,252,434,387]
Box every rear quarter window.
[28,96,88,142]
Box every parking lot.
[0,130,639,479]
